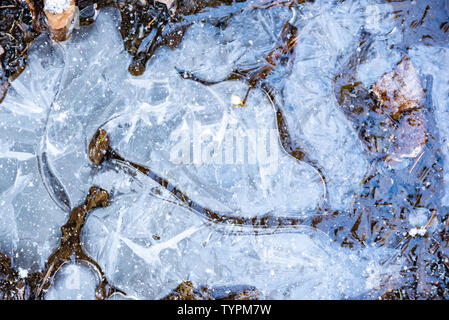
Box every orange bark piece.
[44,0,76,41]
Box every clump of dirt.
[162,281,259,300]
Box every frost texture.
[0,37,66,272]
[284,0,399,209]
[83,166,402,299]
[0,2,409,299]
[44,8,325,217]
[408,47,449,206]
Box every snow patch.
[44,0,72,14]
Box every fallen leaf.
[372,57,425,116]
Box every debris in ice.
[408,46,449,206]
[162,281,259,300]
[231,94,244,108]
[372,57,425,115]
[38,186,121,299]
[372,58,428,164]
[335,37,428,166]
[387,109,427,163]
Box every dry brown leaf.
[372,57,425,116]
[372,57,428,164]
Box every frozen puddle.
[81,165,402,299]
[98,79,325,217]
[0,0,425,299]
[43,9,325,217]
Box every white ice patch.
[44,0,72,14]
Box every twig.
[36,262,54,297]
[20,42,30,55]
[15,20,24,33]
[423,209,436,230]
[409,151,425,174]
[0,31,16,40]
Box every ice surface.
[42,9,130,207]
[45,263,98,300]
[100,80,325,217]
[283,0,400,209]
[0,36,66,272]
[83,167,403,299]
[41,0,400,216]
[0,1,415,299]
[43,8,325,217]
[408,46,449,205]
